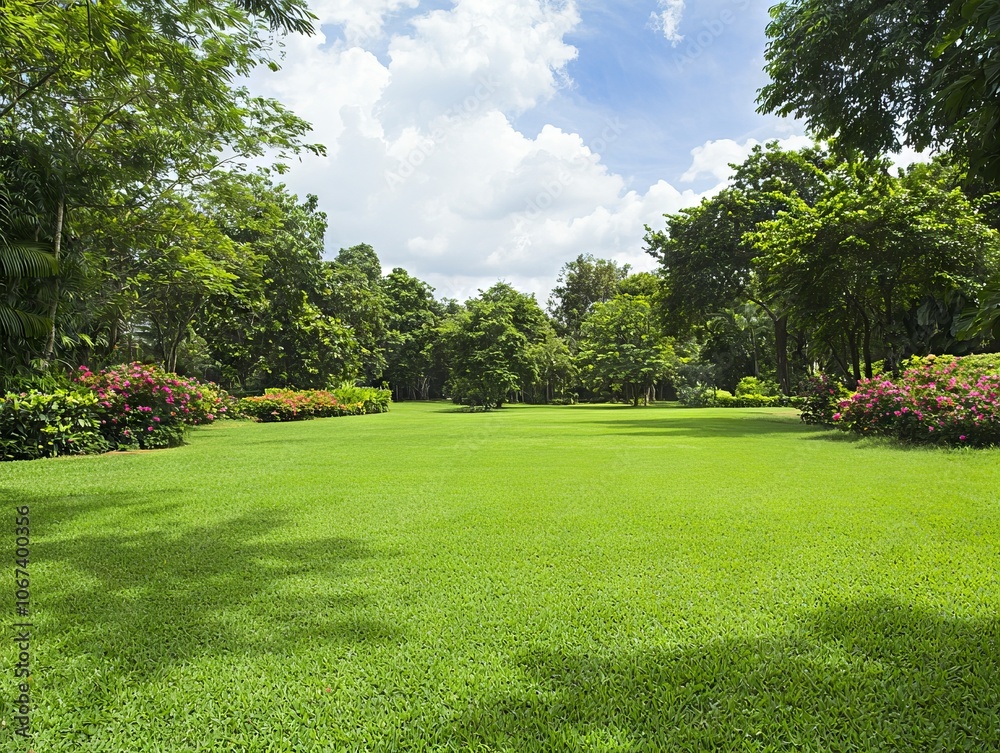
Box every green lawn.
[2,402,999,751]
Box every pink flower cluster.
[75,363,232,448]
[834,358,1000,446]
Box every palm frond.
[0,239,58,278]
[0,301,52,339]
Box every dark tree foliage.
[380,268,446,400]
[758,0,1000,182]
[443,283,552,409]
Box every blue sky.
[548,0,793,190]
[249,0,809,298]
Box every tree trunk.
[862,315,873,380]
[41,196,65,365]
[847,328,861,387]
[775,315,790,395]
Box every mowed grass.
[2,402,1000,751]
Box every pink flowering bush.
[76,363,233,449]
[834,357,1000,447]
[238,387,390,423]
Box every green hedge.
[712,393,801,408]
[0,390,108,461]
[679,383,801,408]
[902,353,1000,378]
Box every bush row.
[1,363,232,461]
[712,393,801,408]
[238,387,391,422]
[679,376,799,409]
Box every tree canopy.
[758,0,1000,182]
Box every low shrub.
[834,357,1000,446]
[0,390,108,461]
[2,363,233,460]
[238,386,391,422]
[901,353,1000,379]
[677,382,716,407]
[331,385,392,414]
[735,376,780,397]
[713,393,790,408]
[679,381,797,408]
[798,374,852,425]
[714,392,801,408]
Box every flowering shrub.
[238,387,391,423]
[0,390,108,461]
[798,374,852,425]
[75,363,232,449]
[834,357,1000,447]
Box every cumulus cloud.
[309,0,420,44]
[649,0,686,45]
[247,0,790,299]
[680,135,816,184]
[679,135,931,187]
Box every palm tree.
[1,239,57,338]
[0,183,58,368]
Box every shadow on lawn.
[23,492,400,680]
[585,414,821,439]
[441,600,1000,751]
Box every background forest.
[4,0,1000,413]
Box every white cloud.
[310,0,419,44]
[649,0,686,45]
[680,135,815,184]
[247,1,797,300]
[679,135,932,186]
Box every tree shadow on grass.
[800,431,990,453]
[585,414,822,440]
[17,492,401,684]
[440,600,1000,751]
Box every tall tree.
[751,159,1000,380]
[548,254,631,346]
[576,294,672,406]
[195,174,360,389]
[380,268,445,400]
[443,283,550,409]
[323,245,390,384]
[645,143,831,393]
[1,0,321,370]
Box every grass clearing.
[2,401,999,751]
